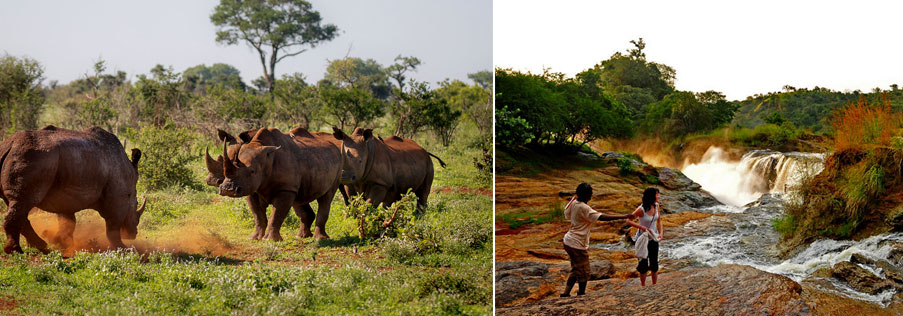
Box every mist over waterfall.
[681,147,826,206]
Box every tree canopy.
[211,0,339,92]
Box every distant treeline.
[0,54,491,145]
[733,86,903,133]
[496,39,737,148]
[496,39,903,148]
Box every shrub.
[126,124,199,189]
[838,161,884,218]
[342,190,418,239]
[495,105,533,147]
[832,96,902,151]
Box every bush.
[495,105,533,147]
[839,161,884,218]
[832,96,902,151]
[342,191,418,239]
[472,136,492,186]
[0,54,45,135]
[127,124,200,189]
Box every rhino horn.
[223,140,237,176]
[205,146,222,173]
[137,197,147,217]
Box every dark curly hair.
[642,187,659,212]
[576,183,593,203]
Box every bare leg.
[2,201,31,254]
[313,190,337,239]
[263,191,295,241]
[640,272,647,287]
[294,203,315,238]
[651,271,658,285]
[246,194,268,240]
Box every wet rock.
[886,205,903,228]
[890,242,903,266]
[876,260,903,285]
[658,168,701,191]
[526,249,568,260]
[830,261,894,295]
[850,253,875,265]
[497,264,811,315]
[660,190,721,214]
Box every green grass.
[496,204,566,230]
[0,124,492,315]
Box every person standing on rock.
[627,187,664,287]
[561,182,635,297]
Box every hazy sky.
[0,0,491,88]
[495,0,903,100]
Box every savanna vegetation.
[0,0,492,314]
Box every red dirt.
[437,186,491,196]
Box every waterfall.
[681,147,825,206]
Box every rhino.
[204,128,349,240]
[0,125,145,254]
[331,127,446,210]
[216,127,342,240]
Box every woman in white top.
[626,187,663,287]
[560,183,635,297]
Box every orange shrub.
[831,95,902,151]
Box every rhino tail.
[427,151,447,168]
[130,148,142,170]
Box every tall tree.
[324,57,391,99]
[0,54,45,134]
[211,0,339,93]
[183,63,247,93]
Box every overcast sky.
[1,0,491,88]
[495,0,903,100]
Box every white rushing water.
[670,146,903,306]
[681,147,825,206]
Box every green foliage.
[127,124,200,190]
[201,85,268,128]
[134,65,190,126]
[0,54,45,135]
[587,38,675,118]
[616,157,638,176]
[343,191,419,239]
[495,105,533,147]
[436,77,491,135]
[495,67,632,147]
[644,174,659,184]
[641,90,738,137]
[839,161,884,218]
[320,85,385,130]
[272,73,320,129]
[211,0,338,92]
[763,112,787,125]
[182,63,247,93]
[727,123,803,147]
[771,214,798,238]
[496,205,566,230]
[323,57,391,99]
[392,80,461,144]
[472,136,493,187]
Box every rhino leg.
[263,191,295,242]
[313,193,336,239]
[101,211,126,250]
[2,201,31,254]
[56,213,76,251]
[293,203,315,238]
[246,194,268,240]
[21,217,49,254]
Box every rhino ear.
[217,129,237,144]
[238,129,256,143]
[363,129,373,141]
[250,128,276,145]
[332,127,346,140]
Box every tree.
[436,79,491,134]
[324,57,391,99]
[183,63,247,93]
[320,85,384,130]
[134,65,189,126]
[385,55,421,91]
[273,73,320,129]
[587,38,675,119]
[211,0,339,93]
[0,54,45,135]
[468,70,492,90]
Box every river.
[668,146,901,306]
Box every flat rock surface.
[497,264,812,316]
